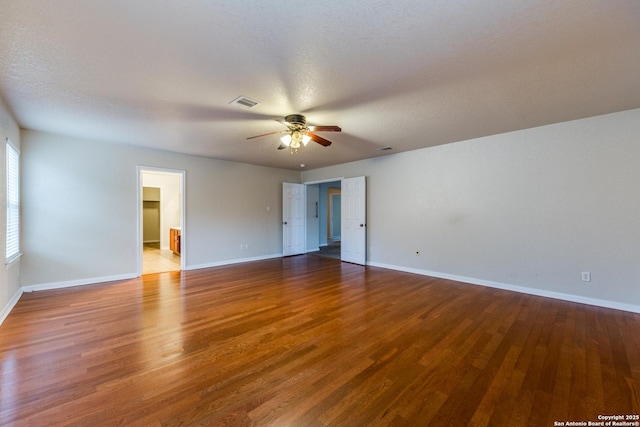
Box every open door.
[283,182,306,256]
[341,176,366,265]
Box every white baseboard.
[186,253,283,271]
[306,247,320,252]
[0,289,23,326]
[367,261,640,314]
[21,273,138,293]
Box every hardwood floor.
[1,255,639,426]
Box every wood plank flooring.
[1,255,639,426]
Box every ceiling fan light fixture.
[247,114,340,153]
[280,134,292,146]
[285,129,303,150]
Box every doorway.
[138,167,185,275]
[289,177,366,264]
[305,180,342,260]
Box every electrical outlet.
[581,272,591,282]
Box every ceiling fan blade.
[307,132,332,147]
[246,130,287,140]
[277,143,288,150]
[308,125,341,132]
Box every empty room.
[1,1,639,426]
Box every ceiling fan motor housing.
[285,114,306,127]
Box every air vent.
[229,96,260,109]
[377,146,393,151]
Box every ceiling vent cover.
[229,96,260,109]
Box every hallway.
[311,239,341,260]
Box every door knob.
[283,221,288,225]
[360,224,364,227]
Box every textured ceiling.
[1,0,639,170]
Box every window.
[6,139,19,263]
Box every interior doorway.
[302,177,366,265]
[138,167,185,275]
[143,187,161,244]
[305,180,342,260]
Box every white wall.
[0,97,21,324]
[20,130,300,288]
[302,109,640,312]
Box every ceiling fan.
[247,114,341,153]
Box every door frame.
[303,179,344,251]
[137,166,186,276]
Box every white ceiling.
[1,1,639,171]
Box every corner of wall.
[0,95,22,325]
[0,288,23,326]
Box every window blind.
[6,139,19,262]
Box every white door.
[283,182,306,256]
[341,176,366,265]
